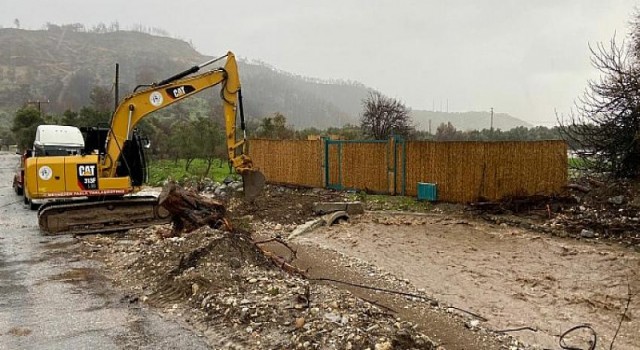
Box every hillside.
[0,28,369,129]
[0,28,533,132]
[410,110,532,132]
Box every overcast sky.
[2,0,638,126]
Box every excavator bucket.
[242,169,265,200]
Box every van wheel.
[29,199,39,211]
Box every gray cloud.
[2,0,638,125]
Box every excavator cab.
[115,131,148,186]
[81,126,148,187]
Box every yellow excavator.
[24,51,265,235]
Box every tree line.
[10,85,226,174]
[252,92,563,144]
[253,117,563,143]
[9,83,567,162]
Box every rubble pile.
[545,180,640,245]
[77,225,437,349]
[228,185,348,225]
[477,177,640,246]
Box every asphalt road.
[0,152,210,350]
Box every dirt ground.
[293,212,639,350]
[63,183,639,350]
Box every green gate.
[324,137,406,195]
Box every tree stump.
[158,182,227,233]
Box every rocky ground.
[76,226,436,349]
[69,185,530,350]
[68,179,639,350]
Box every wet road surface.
[0,152,210,350]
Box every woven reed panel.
[249,139,323,187]
[339,142,389,192]
[404,140,567,202]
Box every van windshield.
[35,145,83,156]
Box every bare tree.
[360,91,414,140]
[558,33,640,178]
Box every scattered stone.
[608,195,625,205]
[467,319,480,329]
[69,184,545,349]
[229,257,242,268]
[374,340,392,350]
[580,229,595,238]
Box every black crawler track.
[38,196,171,235]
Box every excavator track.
[38,196,172,235]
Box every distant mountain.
[0,28,369,129]
[0,28,534,132]
[410,110,532,132]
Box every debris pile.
[468,194,577,215]
[228,185,348,225]
[77,205,437,349]
[158,182,228,234]
[473,177,640,246]
[544,178,640,245]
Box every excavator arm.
[103,51,264,198]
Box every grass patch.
[147,158,235,186]
[569,157,588,168]
[348,191,432,212]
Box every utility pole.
[490,107,494,132]
[114,63,120,113]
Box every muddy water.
[0,152,210,350]
[299,212,640,350]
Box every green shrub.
[147,158,232,186]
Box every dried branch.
[253,237,298,260]
[609,280,633,350]
[558,34,640,178]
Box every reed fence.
[249,138,567,203]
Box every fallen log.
[158,182,228,233]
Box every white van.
[33,125,85,156]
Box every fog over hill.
[0,28,531,130]
[410,110,533,132]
